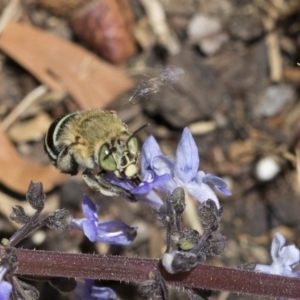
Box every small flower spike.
[132,127,231,207]
[71,195,137,245]
[254,232,300,276]
[73,279,117,300]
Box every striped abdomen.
[44,112,78,165]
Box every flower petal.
[152,155,174,176]
[96,221,137,245]
[141,136,163,177]
[271,232,286,263]
[73,279,117,300]
[104,173,133,191]
[150,155,176,194]
[174,128,199,183]
[82,195,98,220]
[280,244,300,269]
[254,264,272,274]
[70,218,84,230]
[256,233,300,277]
[202,174,232,196]
[82,219,97,242]
[72,281,85,300]
[0,281,12,300]
[131,174,172,194]
[104,173,165,209]
[135,191,164,210]
[91,286,117,300]
[272,233,300,271]
[185,181,220,208]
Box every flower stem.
[2,247,300,299]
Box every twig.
[0,0,22,35]
[1,85,48,131]
[139,0,180,55]
[295,148,300,190]
[262,16,282,82]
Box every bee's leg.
[96,173,137,202]
[82,170,103,191]
[131,176,142,187]
[82,170,137,202]
[57,147,79,175]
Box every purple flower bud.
[162,250,197,274]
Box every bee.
[44,66,184,199]
[44,109,140,200]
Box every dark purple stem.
[2,248,300,299]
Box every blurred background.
[1,0,300,299]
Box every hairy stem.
[2,248,300,299]
[9,210,42,247]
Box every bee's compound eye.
[99,144,117,171]
[125,164,138,178]
[127,136,138,155]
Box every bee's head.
[98,124,149,179]
[98,132,139,179]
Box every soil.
[1,0,300,299]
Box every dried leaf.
[0,22,134,109]
[0,125,67,194]
[7,113,52,143]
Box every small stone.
[187,14,228,56]
[227,12,263,41]
[255,157,280,181]
[256,84,295,117]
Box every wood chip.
[262,17,282,82]
[140,0,180,55]
[188,120,217,135]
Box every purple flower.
[131,173,172,195]
[71,195,137,245]
[73,279,117,300]
[104,173,164,210]
[254,233,300,276]
[131,135,175,194]
[132,128,231,208]
[0,266,12,300]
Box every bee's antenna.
[104,146,117,160]
[126,123,150,147]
